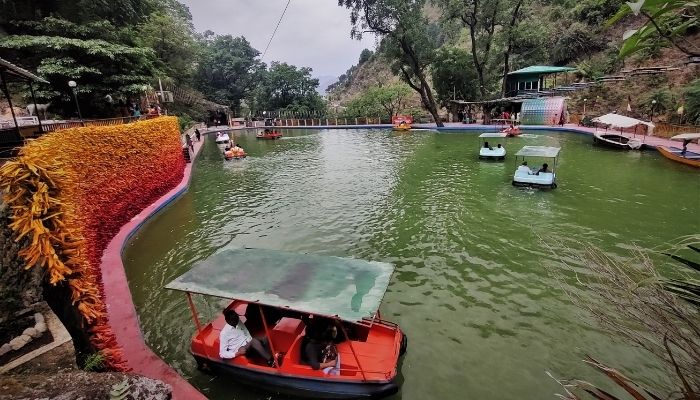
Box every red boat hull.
[191,301,405,399]
[257,132,283,140]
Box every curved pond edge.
[100,133,207,400]
[101,124,693,399]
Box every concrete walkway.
[99,134,207,400]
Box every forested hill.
[330,0,699,125]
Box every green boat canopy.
[165,248,394,323]
[515,146,561,158]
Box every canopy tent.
[670,133,700,141]
[165,248,394,323]
[592,113,655,129]
[516,146,561,158]
[479,132,508,138]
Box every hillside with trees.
[331,0,699,125]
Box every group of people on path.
[184,128,202,152]
[218,308,342,375]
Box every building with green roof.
[504,65,577,97]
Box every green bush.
[684,79,700,125]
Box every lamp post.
[68,80,83,125]
[583,98,587,118]
[651,99,657,122]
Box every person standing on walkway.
[195,128,201,142]
[185,133,194,152]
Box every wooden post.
[28,81,43,134]
[186,293,202,333]
[258,305,279,368]
[0,71,21,139]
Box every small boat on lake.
[593,133,643,150]
[392,115,413,131]
[512,146,560,189]
[215,132,231,146]
[478,132,507,160]
[591,113,652,150]
[257,129,283,140]
[166,248,407,399]
[658,133,700,168]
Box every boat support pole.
[258,305,279,368]
[339,322,367,382]
[186,292,202,334]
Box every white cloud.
[179,0,377,77]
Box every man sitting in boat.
[535,163,550,175]
[501,124,519,134]
[231,143,246,158]
[219,308,276,366]
[483,141,493,151]
[516,161,532,175]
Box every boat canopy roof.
[670,133,700,141]
[479,132,508,138]
[592,113,655,128]
[165,248,394,323]
[515,146,561,158]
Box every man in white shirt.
[219,309,275,366]
[516,161,532,175]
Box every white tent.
[592,113,655,128]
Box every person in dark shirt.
[535,163,549,175]
[302,319,340,372]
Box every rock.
[34,312,44,324]
[23,327,41,339]
[0,343,12,356]
[35,322,47,333]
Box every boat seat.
[270,318,304,353]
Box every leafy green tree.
[436,0,504,98]
[550,22,608,65]
[683,78,700,125]
[431,47,479,106]
[251,62,326,116]
[339,0,443,126]
[136,10,197,84]
[344,83,412,119]
[608,0,699,58]
[358,48,374,64]
[0,16,159,116]
[194,34,265,114]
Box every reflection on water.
[123,129,699,400]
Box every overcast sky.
[179,0,377,78]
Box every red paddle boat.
[501,125,521,137]
[257,129,283,140]
[166,248,407,399]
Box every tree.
[194,34,265,114]
[338,0,444,127]
[359,48,374,64]
[436,0,504,98]
[251,62,326,116]
[344,83,412,119]
[136,10,197,84]
[431,47,479,105]
[608,1,699,58]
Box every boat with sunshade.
[392,115,413,131]
[658,133,700,168]
[165,248,407,399]
[215,132,231,146]
[512,146,560,189]
[591,113,650,150]
[478,132,507,160]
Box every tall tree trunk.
[399,39,444,127]
[502,0,523,97]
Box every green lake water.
[122,128,699,399]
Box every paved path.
[100,134,207,400]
